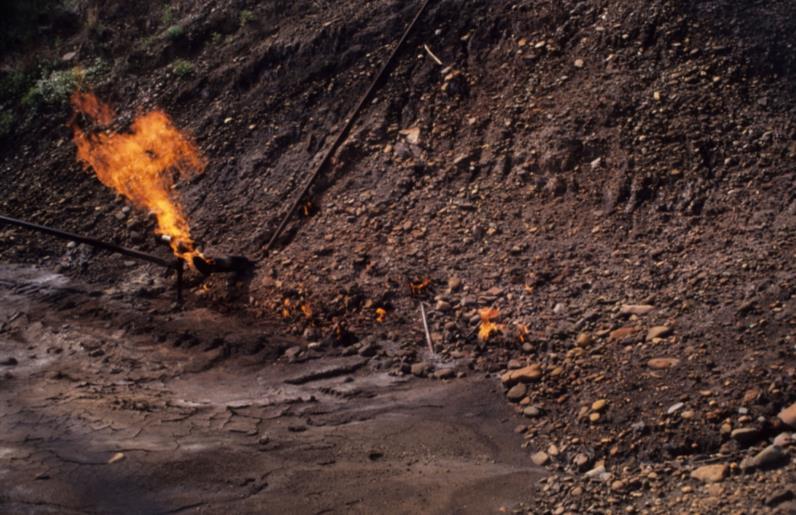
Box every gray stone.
[506,383,527,402]
[411,362,431,377]
[531,451,549,466]
[731,427,761,446]
[778,403,796,428]
[690,464,728,483]
[740,444,789,472]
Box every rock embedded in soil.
[731,427,761,446]
[778,403,796,428]
[573,453,591,470]
[773,433,793,448]
[506,383,527,402]
[609,326,638,341]
[500,364,542,386]
[740,444,789,472]
[411,362,431,377]
[765,489,795,507]
[433,368,455,380]
[531,451,550,466]
[646,325,672,340]
[690,464,728,483]
[620,304,655,315]
[647,357,679,369]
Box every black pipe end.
[192,255,256,275]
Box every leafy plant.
[210,32,222,45]
[240,9,255,26]
[172,59,193,77]
[20,59,108,109]
[165,24,184,40]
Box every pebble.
[435,300,452,312]
[500,364,542,385]
[523,406,541,418]
[765,489,794,507]
[730,427,760,446]
[447,277,462,292]
[646,325,672,340]
[620,304,655,315]
[667,402,684,415]
[609,326,638,341]
[690,463,728,483]
[740,444,789,472]
[434,368,455,380]
[531,451,550,466]
[573,453,591,470]
[773,433,793,447]
[610,480,625,492]
[585,464,609,481]
[591,399,608,412]
[576,332,592,347]
[574,58,584,68]
[507,383,527,402]
[778,403,796,428]
[647,357,679,369]
[411,362,430,377]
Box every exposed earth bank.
[1,0,795,513]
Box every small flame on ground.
[410,277,431,295]
[281,298,294,318]
[478,307,503,342]
[516,323,529,343]
[70,90,206,263]
[375,307,387,323]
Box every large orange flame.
[70,91,206,263]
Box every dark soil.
[1,0,795,513]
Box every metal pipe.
[0,213,172,268]
[263,0,434,255]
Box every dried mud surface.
[1,0,796,513]
[0,265,541,514]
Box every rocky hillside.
[1,0,795,512]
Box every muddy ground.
[0,264,542,514]
[1,0,796,513]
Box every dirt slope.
[1,0,795,513]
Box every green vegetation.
[0,110,15,139]
[171,59,194,77]
[19,59,108,110]
[161,5,174,25]
[166,24,184,40]
[240,9,255,26]
[210,32,222,45]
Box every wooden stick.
[423,44,444,66]
[419,302,434,356]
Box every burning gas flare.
[70,90,206,263]
[478,307,503,342]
